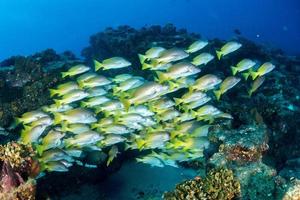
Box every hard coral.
[164,168,240,200]
[0,178,36,200]
[0,141,35,174]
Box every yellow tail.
[242,72,250,80]
[121,98,131,111]
[213,90,222,101]
[49,89,57,97]
[174,98,182,105]
[168,81,179,90]
[53,112,63,125]
[142,62,152,70]
[138,54,147,64]
[94,59,103,71]
[61,72,69,78]
[231,66,238,75]
[250,71,259,80]
[136,138,146,150]
[54,99,62,107]
[156,71,168,83]
[216,50,223,60]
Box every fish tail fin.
[231,66,238,75]
[250,71,259,80]
[36,145,44,156]
[213,90,222,101]
[54,99,62,107]
[61,121,68,132]
[248,89,253,97]
[174,98,182,105]
[49,89,57,97]
[168,81,179,90]
[112,86,120,95]
[170,131,179,139]
[138,54,147,64]
[142,62,152,70]
[242,72,250,80]
[64,138,72,148]
[94,59,103,71]
[156,71,168,83]
[14,117,22,125]
[216,50,222,60]
[121,98,131,111]
[80,101,87,108]
[53,112,63,125]
[136,138,146,150]
[61,72,69,78]
[78,81,85,89]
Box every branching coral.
[163,168,240,200]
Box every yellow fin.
[216,50,222,60]
[94,59,103,71]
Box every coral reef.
[163,168,240,200]
[0,142,38,199]
[0,49,78,127]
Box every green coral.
[163,168,240,200]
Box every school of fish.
[14,40,275,173]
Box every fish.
[156,62,200,83]
[43,161,69,172]
[248,76,265,97]
[98,124,132,135]
[214,76,241,100]
[40,148,73,163]
[36,130,65,154]
[78,75,112,88]
[86,87,108,97]
[77,72,98,84]
[174,91,207,105]
[53,108,97,125]
[20,124,48,144]
[122,82,168,109]
[94,57,131,71]
[216,41,242,60]
[156,108,180,122]
[180,96,212,111]
[80,96,111,108]
[136,131,170,150]
[167,77,196,91]
[148,97,175,112]
[42,104,74,113]
[185,40,209,54]
[138,47,166,63]
[112,74,133,83]
[91,117,114,129]
[142,62,172,71]
[100,135,126,147]
[25,116,53,128]
[61,64,90,78]
[173,112,195,123]
[189,74,222,92]
[136,155,164,167]
[107,145,119,166]
[191,52,214,66]
[192,105,221,119]
[15,110,49,125]
[168,137,209,151]
[61,123,91,134]
[153,48,189,64]
[94,100,124,115]
[128,105,154,117]
[64,131,104,147]
[231,59,256,75]
[49,82,80,97]
[113,76,145,94]
[115,113,145,124]
[246,62,275,80]
[54,89,89,106]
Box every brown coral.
[0,141,36,174]
[164,168,240,200]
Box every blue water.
[0,0,299,60]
